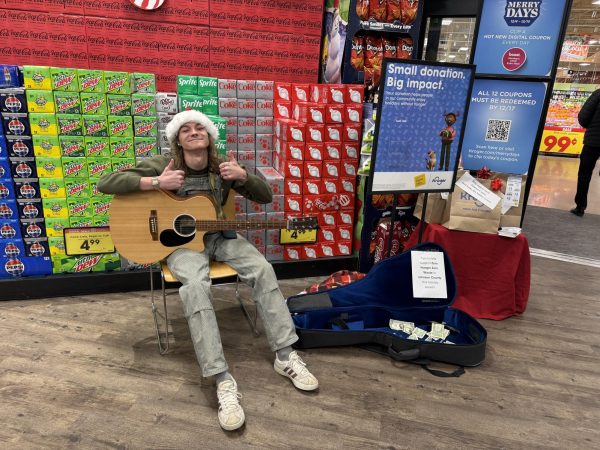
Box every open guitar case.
[287,242,487,377]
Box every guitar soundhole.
[174,214,196,237]
[160,229,195,247]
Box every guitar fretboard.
[195,220,288,231]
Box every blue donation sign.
[371,60,474,193]
[473,0,567,77]
[461,79,547,174]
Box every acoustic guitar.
[108,189,317,264]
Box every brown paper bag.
[500,175,527,228]
[413,193,450,225]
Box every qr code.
[485,119,511,142]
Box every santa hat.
[165,110,219,145]
[129,0,165,10]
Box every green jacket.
[97,155,272,219]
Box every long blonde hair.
[169,134,223,175]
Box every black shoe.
[570,207,584,217]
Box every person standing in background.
[572,89,600,217]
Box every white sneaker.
[274,351,319,391]
[216,379,245,431]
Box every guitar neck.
[196,220,288,231]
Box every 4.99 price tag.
[64,227,115,256]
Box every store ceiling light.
[448,55,456,59]
[442,19,453,25]
[593,0,600,5]
[458,47,469,51]
[579,63,591,66]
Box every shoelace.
[217,383,242,413]
[288,353,310,377]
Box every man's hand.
[158,159,185,190]
[219,151,248,183]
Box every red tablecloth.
[405,223,530,320]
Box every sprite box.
[48,236,66,256]
[26,90,55,113]
[62,156,88,178]
[45,217,70,237]
[134,137,158,158]
[87,158,112,178]
[36,157,64,179]
[23,66,52,90]
[77,69,105,93]
[53,92,81,114]
[92,215,110,227]
[133,116,157,137]
[208,115,227,141]
[32,135,60,157]
[64,178,91,198]
[108,115,133,137]
[56,114,83,136]
[83,115,108,137]
[107,94,132,116]
[67,197,92,217]
[42,197,68,218]
[201,97,219,115]
[109,137,134,158]
[178,95,203,112]
[59,135,85,157]
[197,76,218,97]
[80,93,108,115]
[131,73,156,93]
[111,158,135,173]
[30,113,58,136]
[84,136,110,158]
[39,177,66,198]
[104,71,131,95]
[91,196,111,216]
[177,75,198,95]
[131,93,156,116]
[215,141,227,158]
[69,215,93,228]
[50,67,78,92]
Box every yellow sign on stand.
[279,229,317,245]
[540,126,584,156]
[64,227,115,256]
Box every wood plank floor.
[1,256,599,449]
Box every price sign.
[279,229,317,245]
[540,126,584,156]
[64,227,115,256]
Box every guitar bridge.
[149,209,158,241]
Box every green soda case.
[53,92,81,114]
[131,73,156,93]
[87,158,112,178]
[64,178,91,198]
[207,115,227,141]
[107,94,132,116]
[33,135,61,157]
[197,76,218,97]
[45,217,70,237]
[29,113,58,136]
[52,253,121,274]
[26,90,55,113]
[23,65,52,90]
[109,137,135,158]
[67,197,93,217]
[108,116,133,137]
[39,177,66,198]
[50,67,79,92]
[111,158,135,173]
[43,198,69,219]
[133,116,157,137]
[80,93,108,115]
[104,71,131,95]
[84,136,110,158]
[92,215,110,227]
[91,196,112,216]
[89,177,102,197]
[134,137,158,158]
[48,236,66,256]
[62,156,88,178]
[77,69,105,93]
[178,95,203,112]
[201,97,218,115]
[131,93,156,116]
[36,157,64,179]
[59,135,85,157]
[69,216,93,228]
[83,115,109,137]
[56,114,83,136]
[177,75,198,95]
[215,141,227,158]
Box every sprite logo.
[65,161,84,176]
[107,78,126,91]
[111,122,129,134]
[54,74,76,89]
[89,161,110,176]
[203,98,218,106]
[72,254,103,272]
[178,78,196,86]
[182,98,202,108]
[56,98,78,112]
[35,96,48,107]
[81,76,102,90]
[136,123,154,134]
[68,183,87,196]
[94,201,110,214]
[133,101,152,114]
[83,99,103,112]
[32,73,45,83]
[70,201,89,215]
[198,79,217,88]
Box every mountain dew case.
[88,178,102,197]
[84,136,110,158]
[91,196,111,216]
[30,113,58,135]
[48,236,66,256]
[52,253,121,273]
[197,76,218,97]
[53,92,81,114]
[42,197,68,218]
[109,137,134,158]
[108,116,133,137]
[23,66,52,90]
[67,197,92,217]
[87,158,112,178]
[133,116,157,137]
[56,114,83,136]
[208,115,227,141]
[92,215,110,227]
[64,178,91,198]
[202,97,218,115]
[59,136,85,157]
[104,71,131,95]
[131,73,156,93]
[69,215,93,228]
[36,158,63,179]
[83,115,108,137]
[26,90,55,113]
[39,177,65,198]
[51,67,78,92]
[32,135,60,157]
[134,137,158,158]
[80,93,108,115]
[45,217,70,237]
[177,75,198,95]
[77,69,105,93]
[111,158,135,173]
[131,93,156,116]
[62,156,88,178]
[107,94,132,116]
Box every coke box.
[256,116,274,134]
[319,243,338,258]
[237,80,256,99]
[266,229,280,245]
[338,210,354,226]
[343,143,360,160]
[306,124,325,143]
[274,101,292,119]
[284,195,303,213]
[226,133,237,152]
[324,142,342,159]
[293,102,325,124]
[238,117,255,134]
[284,179,303,195]
[344,124,361,142]
[310,84,328,103]
[258,167,284,196]
[247,212,266,223]
[0,256,52,278]
[318,226,336,243]
[304,161,322,179]
[322,178,340,194]
[324,160,341,178]
[275,119,305,143]
[237,150,255,166]
[274,82,292,101]
[346,85,364,104]
[337,240,353,256]
[218,79,237,98]
[340,177,357,193]
[281,141,304,162]
[266,244,284,261]
[218,98,238,117]
[256,150,272,167]
[256,134,273,151]
[256,81,274,100]
[292,84,310,102]
[226,117,238,134]
[267,211,284,222]
[237,99,256,118]
[325,124,343,142]
[266,194,284,213]
[247,201,265,214]
[303,194,340,213]
[337,225,354,242]
[305,143,324,161]
[235,195,246,213]
[237,134,255,152]
[341,160,359,177]
[328,85,346,104]
[247,230,266,247]
[319,211,337,227]
[0,199,17,219]
[1,239,24,258]
[302,244,319,260]
[283,245,303,261]
[326,105,344,124]
[304,179,322,195]
[345,104,363,124]
[256,99,273,117]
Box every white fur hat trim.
[165,110,219,145]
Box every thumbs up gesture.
[158,159,185,190]
[219,151,248,183]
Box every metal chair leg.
[149,265,170,355]
[235,275,260,337]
